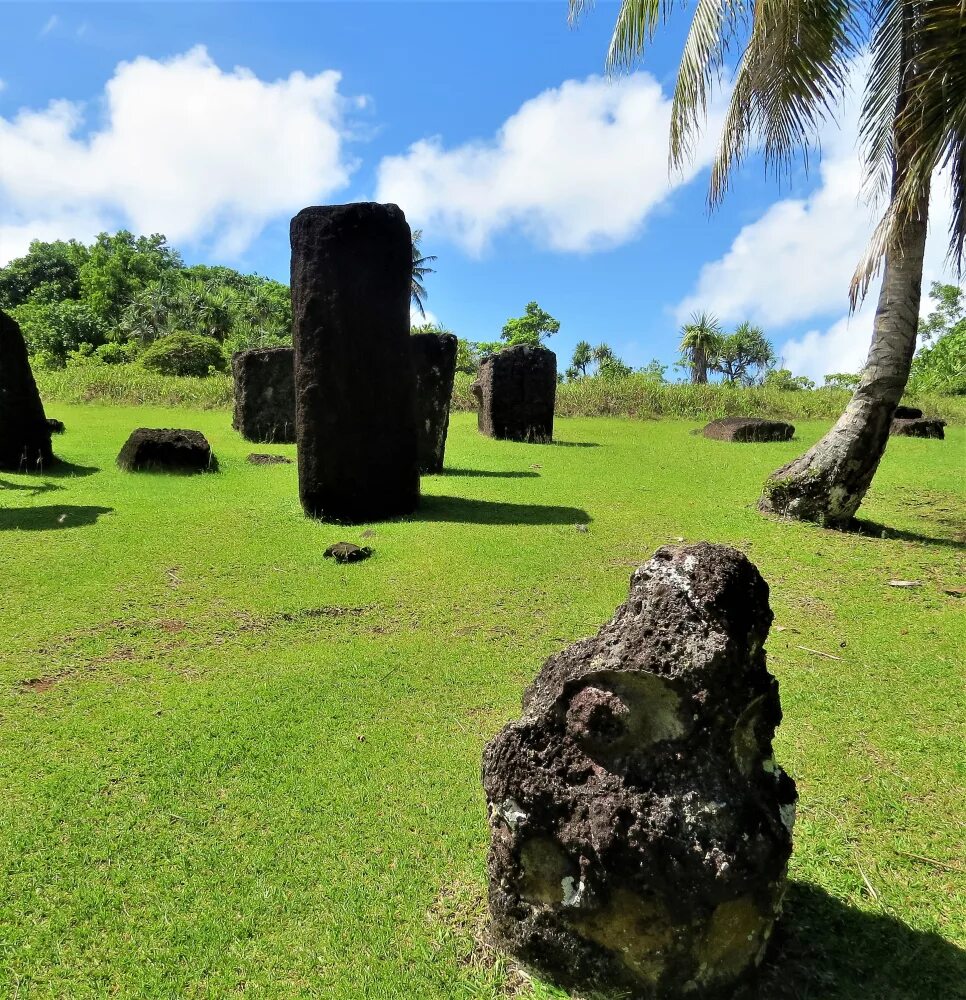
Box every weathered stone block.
[890,417,945,439]
[483,543,797,999]
[232,346,296,443]
[0,309,54,472]
[702,417,794,442]
[117,428,216,473]
[411,332,458,473]
[893,405,923,420]
[471,344,556,443]
[291,203,419,522]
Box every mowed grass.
[0,407,963,1000]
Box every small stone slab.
[702,417,794,442]
[323,541,372,563]
[893,405,923,420]
[46,418,65,434]
[890,417,945,439]
[247,453,293,465]
[117,428,216,473]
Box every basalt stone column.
[471,344,556,443]
[0,309,54,472]
[483,543,797,1000]
[291,203,419,522]
[232,346,296,443]
[411,332,458,473]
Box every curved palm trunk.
[693,346,708,384]
[759,185,929,527]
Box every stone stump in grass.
[411,331,458,473]
[471,344,556,443]
[890,417,945,439]
[482,543,797,1000]
[0,309,54,472]
[702,417,795,443]
[232,346,296,443]
[291,203,419,522]
[893,405,923,420]
[117,428,216,473]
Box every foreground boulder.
[411,331,458,473]
[472,344,556,443]
[483,543,796,999]
[291,203,419,522]
[0,309,54,472]
[890,417,945,439]
[232,346,296,443]
[117,429,216,473]
[702,417,794,443]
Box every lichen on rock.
[482,543,797,999]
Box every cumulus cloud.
[0,46,358,264]
[376,73,721,255]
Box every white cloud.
[0,46,358,264]
[376,73,722,255]
[40,15,59,37]
[411,307,439,327]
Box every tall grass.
[454,371,966,423]
[38,365,966,423]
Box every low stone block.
[411,331,458,473]
[893,405,923,420]
[702,417,794,442]
[47,418,65,434]
[482,543,796,1000]
[117,428,216,473]
[471,344,556,443]
[0,309,54,472]
[890,417,945,439]
[232,346,296,443]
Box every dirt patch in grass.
[16,675,64,694]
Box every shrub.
[140,331,226,377]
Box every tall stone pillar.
[0,309,54,472]
[410,331,458,474]
[290,203,419,522]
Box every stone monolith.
[291,203,419,521]
[0,309,53,472]
[232,346,296,443]
[482,543,797,999]
[411,331,458,473]
[471,344,556,443]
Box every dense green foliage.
[139,332,227,378]
[908,283,966,395]
[1,407,963,998]
[0,232,291,369]
[498,301,560,348]
[565,340,634,381]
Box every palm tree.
[679,311,722,384]
[570,340,593,378]
[411,229,437,319]
[570,1,966,527]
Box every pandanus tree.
[570,1,966,526]
[411,229,437,319]
[679,311,722,383]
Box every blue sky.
[0,2,955,379]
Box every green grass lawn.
[1,407,963,999]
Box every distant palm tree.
[411,229,437,319]
[570,0,966,526]
[679,312,722,384]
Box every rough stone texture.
[323,541,372,563]
[291,203,419,522]
[232,346,296,443]
[47,418,65,434]
[117,428,216,473]
[0,309,54,472]
[411,332,458,473]
[471,345,556,443]
[482,543,797,1000]
[702,417,794,443]
[893,405,923,420]
[890,417,945,439]
[247,453,292,465]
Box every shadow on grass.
[757,881,966,999]
[44,460,100,479]
[850,518,965,551]
[418,495,589,526]
[0,478,64,497]
[549,440,601,449]
[437,468,540,479]
[0,505,113,531]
